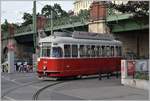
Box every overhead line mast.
[33,0,37,53]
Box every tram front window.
[52,47,63,57]
[42,47,51,57]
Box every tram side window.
[106,46,111,57]
[96,46,100,57]
[116,46,121,56]
[111,46,114,56]
[86,45,91,57]
[91,45,96,57]
[79,45,85,57]
[102,46,105,56]
[99,46,102,57]
[64,45,71,57]
[52,47,62,57]
[72,45,78,57]
[118,46,122,56]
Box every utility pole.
[50,10,53,35]
[32,0,37,72]
[33,0,37,53]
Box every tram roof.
[39,36,122,46]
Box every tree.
[53,3,68,17]
[41,5,53,18]
[78,9,90,19]
[1,19,9,32]
[106,1,149,17]
[22,12,32,26]
[41,3,68,19]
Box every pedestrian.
[19,63,23,72]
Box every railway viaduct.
[1,2,149,64]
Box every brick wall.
[90,1,106,21]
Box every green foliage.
[41,5,53,18]
[1,19,9,32]
[135,72,149,80]
[22,12,32,26]
[1,19,20,32]
[106,1,149,17]
[78,9,90,20]
[41,3,69,19]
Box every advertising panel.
[127,60,136,76]
[121,60,127,78]
[136,60,148,72]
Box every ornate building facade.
[74,0,94,15]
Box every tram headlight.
[37,58,40,62]
[43,66,47,70]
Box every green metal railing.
[2,16,89,39]
[1,13,140,39]
[15,24,32,34]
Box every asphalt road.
[1,72,149,100]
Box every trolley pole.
[50,10,53,36]
[33,0,37,53]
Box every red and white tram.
[37,31,122,79]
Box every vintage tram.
[37,31,122,79]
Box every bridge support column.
[8,50,14,73]
[7,39,16,73]
[88,20,110,33]
[88,1,110,34]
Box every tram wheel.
[107,73,110,79]
[116,72,119,78]
[98,73,102,80]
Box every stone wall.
[114,30,149,58]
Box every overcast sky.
[1,0,74,24]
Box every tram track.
[32,81,65,100]
[1,80,43,99]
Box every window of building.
[72,45,78,57]
[64,45,71,57]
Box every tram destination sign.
[42,42,51,46]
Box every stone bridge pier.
[1,27,34,68]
